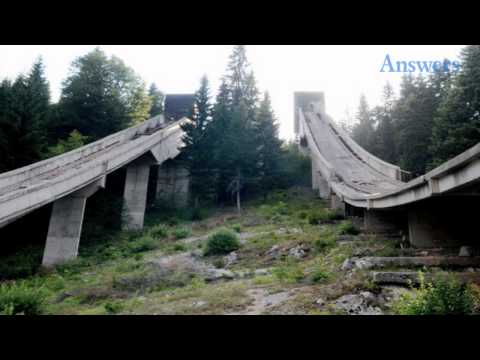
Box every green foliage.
[272,260,305,283]
[204,228,240,256]
[45,130,88,157]
[393,273,476,315]
[310,265,332,284]
[104,300,124,314]
[126,235,159,254]
[313,233,337,253]
[213,258,226,269]
[148,224,169,239]
[0,282,46,315]
[148,83,164,117]
[174,227,191,240]
[58,47,151,141]
[308,209,344,225]
[0,246,43,281]
[337,220,360,235]
[231,224,242,233]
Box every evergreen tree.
[430,45,480,166]
[180,75,215,206]
[255,92,283,198]
[371,82,396,163]
[352,94,375,152]
[148,83,165,117]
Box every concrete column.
[311,158,319,191]
[156,162,190,208]
[318,174,331,199]
[123,162,151,230]
[42,178,104,267]
[330,193,345,216]
[364,209,405,235]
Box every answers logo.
[380,54,460,73]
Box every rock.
[315,298,325,307]
[192,300,207,308]
[265,245,281,258]
[254,268,270,276]
[224,251,238,267]
[204,269,236,282]
[288,245,308,259]
[459,246,473,257]
[333,293,383,315]
[372,271,420,286]
[341,258,356,271]
[190,249,203,258]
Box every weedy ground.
[2,187,477,315]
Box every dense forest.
[350,45,480,177]
[0,46,309,209]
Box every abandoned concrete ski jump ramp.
[0,114,189,266]
[295,92,480,248]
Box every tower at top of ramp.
[294,92,326,135]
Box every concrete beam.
[122,160,152,231]
[42,178,105,267]
[311,158,319,191]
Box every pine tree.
[352,94,375,152]
[255,92,283,198]
[372,82,396,163]
[148,83,165,117]
[430,46,480,166]
[180,75,215,206]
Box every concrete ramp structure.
[296,92,480,248]
[0,114,190,266]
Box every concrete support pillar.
[123,162,151,230]
[42,178,105,267]
[156,162,190,208]
[311,158,319,191]
[330,193,345,216]
[317,174,331,200]
[364,209,405,235]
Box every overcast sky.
[0,45,466,139]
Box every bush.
[337,221,360,235]
[308,209,344,225]
[148,225,169,239]
[310,265,332,284]
[127,235,159,254]
[231,224,242,233]
[204,228,240,256]
[174,227,191,240]
[104,300,124,314]
[393,273,476,315]
[272,261,305,283]
[313,233,337,253]
[0,282,46,315]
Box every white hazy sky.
[0,45,466,139]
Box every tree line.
[180,45,307,209]
[350,45,480,177]
[0,45,309,209]
[0,47,164,172]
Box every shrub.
[213,258,225,269]
[310,265,332,284]
[308,209,344,225]
[174,227,191,240]
[337,221,360,235]
[393,273,476,315]
[204,228,240,256]
[104,300,124,314]
[313,234,337,253]
[231,224,242,233]
[190,207,208,221]
[149,224,169,239]
[0,282,46,315]
[127,235,159,254]
[272,261,305,283]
